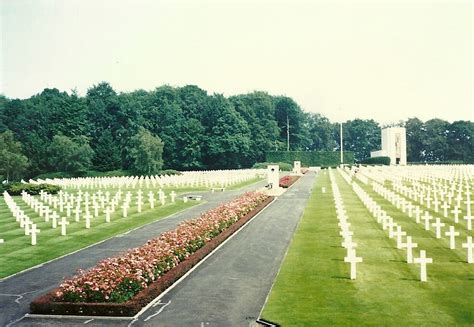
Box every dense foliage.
[359,156,391,165]
[252,162,293,171]
[4,183,61,195]
[0,83,472,180]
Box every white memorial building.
[370,127,407,165]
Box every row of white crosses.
[31,169,262,190]
[362,165,473,188]
[329,169,363,280]
[7,187,179,246]
[22,191,71,235]
[371,182,473,264]
[3,191,41,245]
[346,178,434,282]
[390,180,473,230]
[358,165,473,231]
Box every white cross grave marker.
[445,225,460,249]
[401,236,418,263]
[84,211,92,229]
[461,236,474,263]
[441,202,450,218]
[344,249,363,280]
[74,206,82,222]
[58,216,70,236]
[65,203,73,217]
[148,191,155,209]
[30,224,40,246]
[421,212,432,231]
[170,191,176,203]
[451,206,462,224]
[104,206,112,223]
[413,250,432,282]
[394,225,407,249]
[431,218,445,239]
[464,214,473,231]
[51,211,59,229]
[122,202,129,218]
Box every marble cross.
[445,225,459,249]
[413,250,433,282]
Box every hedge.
[252,162,293,171]
[359,156,391,165]
[265,151,354,167]
[4,183,61,195]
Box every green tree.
[201,94,251,169]
[128,127,164,174]
[48,135,94,173]
[305,113,336,151]
[274,96,310,151]
[86,82,123,170]
[0,130,29,182]
[230,92,279,166]
[405,118,425,162]
[422,119,450,162]
[93,130,122,171]
[447,120,473,163]
[337,119,380,162]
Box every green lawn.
[261,170,474,326]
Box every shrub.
[159,169,182,176]
[359,156,391,165]
[252,162,293,171]
[4,183,61,195]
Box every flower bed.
[279,175,300,188]
[30,192,272,317]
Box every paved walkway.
[2,173,315,326]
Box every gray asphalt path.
[0,181,265,327]
[4,173,315,326]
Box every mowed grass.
[0,177,263,278]
[261,170,474,326]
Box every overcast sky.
[1,0,472,123]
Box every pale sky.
[1,0,472,123]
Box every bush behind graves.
[359,156,391,165]
[252,162,293,171]
[159,169,182,176]
[266,151,355,167]
[5,182,61,195]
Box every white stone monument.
[370,127,407,165]
[292,161,302,175]
[265,164,285,196]
[267,165,280,189]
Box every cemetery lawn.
[261,171,474,326]
[0,198,199,279]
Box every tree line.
[0,82,472,180]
